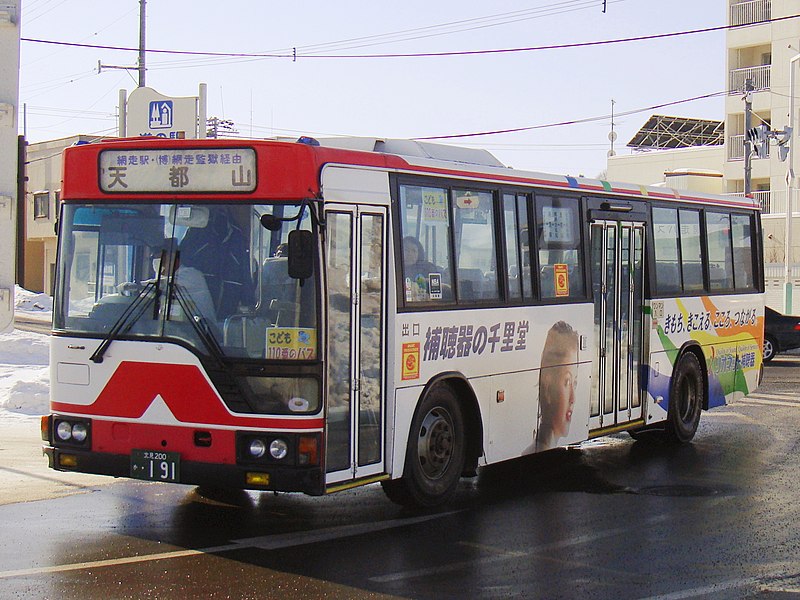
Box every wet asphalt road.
[1,358,799,599]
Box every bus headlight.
[56,420,73,441]
[269,439,289,460]
[248,439,267,458]
[53,418,91,445]
[71,423,89,443]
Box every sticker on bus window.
[429,273,443,300]
[554,263,570,297]
[422,188,448,222]
[266,327,317,360]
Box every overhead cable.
[20,14,800,61]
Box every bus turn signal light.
[59,454,78,468]
[298,435,319,466]
[246,472,270,486]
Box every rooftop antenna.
[608,99,617,157]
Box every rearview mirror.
[287,230,314,280]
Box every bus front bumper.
[43,445,325,495]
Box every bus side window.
[453,189,498,302]
[399,184,454,304]
[535,196,584,299]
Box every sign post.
[119,84,207,140]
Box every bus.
[42,136,764,507]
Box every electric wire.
[20,13,798,61]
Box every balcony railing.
[730,0,771,27]
[729,64,771,94]
[728,190,784,214]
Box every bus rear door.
[589,214,646,432]
[323,205,388,489]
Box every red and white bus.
[42,136,764,507]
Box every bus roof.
[60,136,760,211]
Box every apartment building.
[609,0,800,309]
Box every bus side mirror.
[287,230,314,280]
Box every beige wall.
[24,135,101,293]
[606,146,726,188]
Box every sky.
[17,0,727,178]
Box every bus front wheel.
[665,352,704,444]
[381,385,465,508]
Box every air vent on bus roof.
[310,137,506,168]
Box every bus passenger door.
[324,205,387,488]
[589,220,645,431]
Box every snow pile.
[15,285,53,322]
[0,328,50,416]
[0,287,53,419]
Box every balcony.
[730,0,771,27]
[728,134,771,160]
[729,64,771,94]
[728,190,784,214]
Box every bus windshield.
[55,202,318,362]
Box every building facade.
[609,0,800,310]
[23,135,100,293]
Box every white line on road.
[0,511,459,580]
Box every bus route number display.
[99,148,257,193]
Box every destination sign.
[99,148,257,193]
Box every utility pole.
[138,0,146,87]
[99,0,146,88]
[744,78,754,198]
[786,52,800,313]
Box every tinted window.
[399,185,454,303]
[706,211,735,290]
[652,207,681,294]
[452,189,499,301]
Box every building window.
[33,192,49,220]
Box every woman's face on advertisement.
[550,363,577,437]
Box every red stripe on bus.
[51,361,324,430]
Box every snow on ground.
[0,286,53,422]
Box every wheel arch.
[418,372,484,476]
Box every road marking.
[370,517,668,584]
[748,392,800,401]
[0,545,240,579]
[0,511,458,580]
[736,398,800,408]
[702,411,758,424]
[231,512,459,551]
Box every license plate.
[130,449,181,482]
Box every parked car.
[763,306,800,362]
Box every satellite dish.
[608,131,618,142]
[607,150,616,157]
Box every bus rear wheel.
[665,352,704,444]
[381,385,465,508]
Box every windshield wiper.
[90,281,157,364]
[171,284,258,413]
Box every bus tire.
[381,385,465,508]
[665,352,703,444]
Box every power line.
[20,13,800,61]
[414,91,729,140]
[145,0,619,71]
